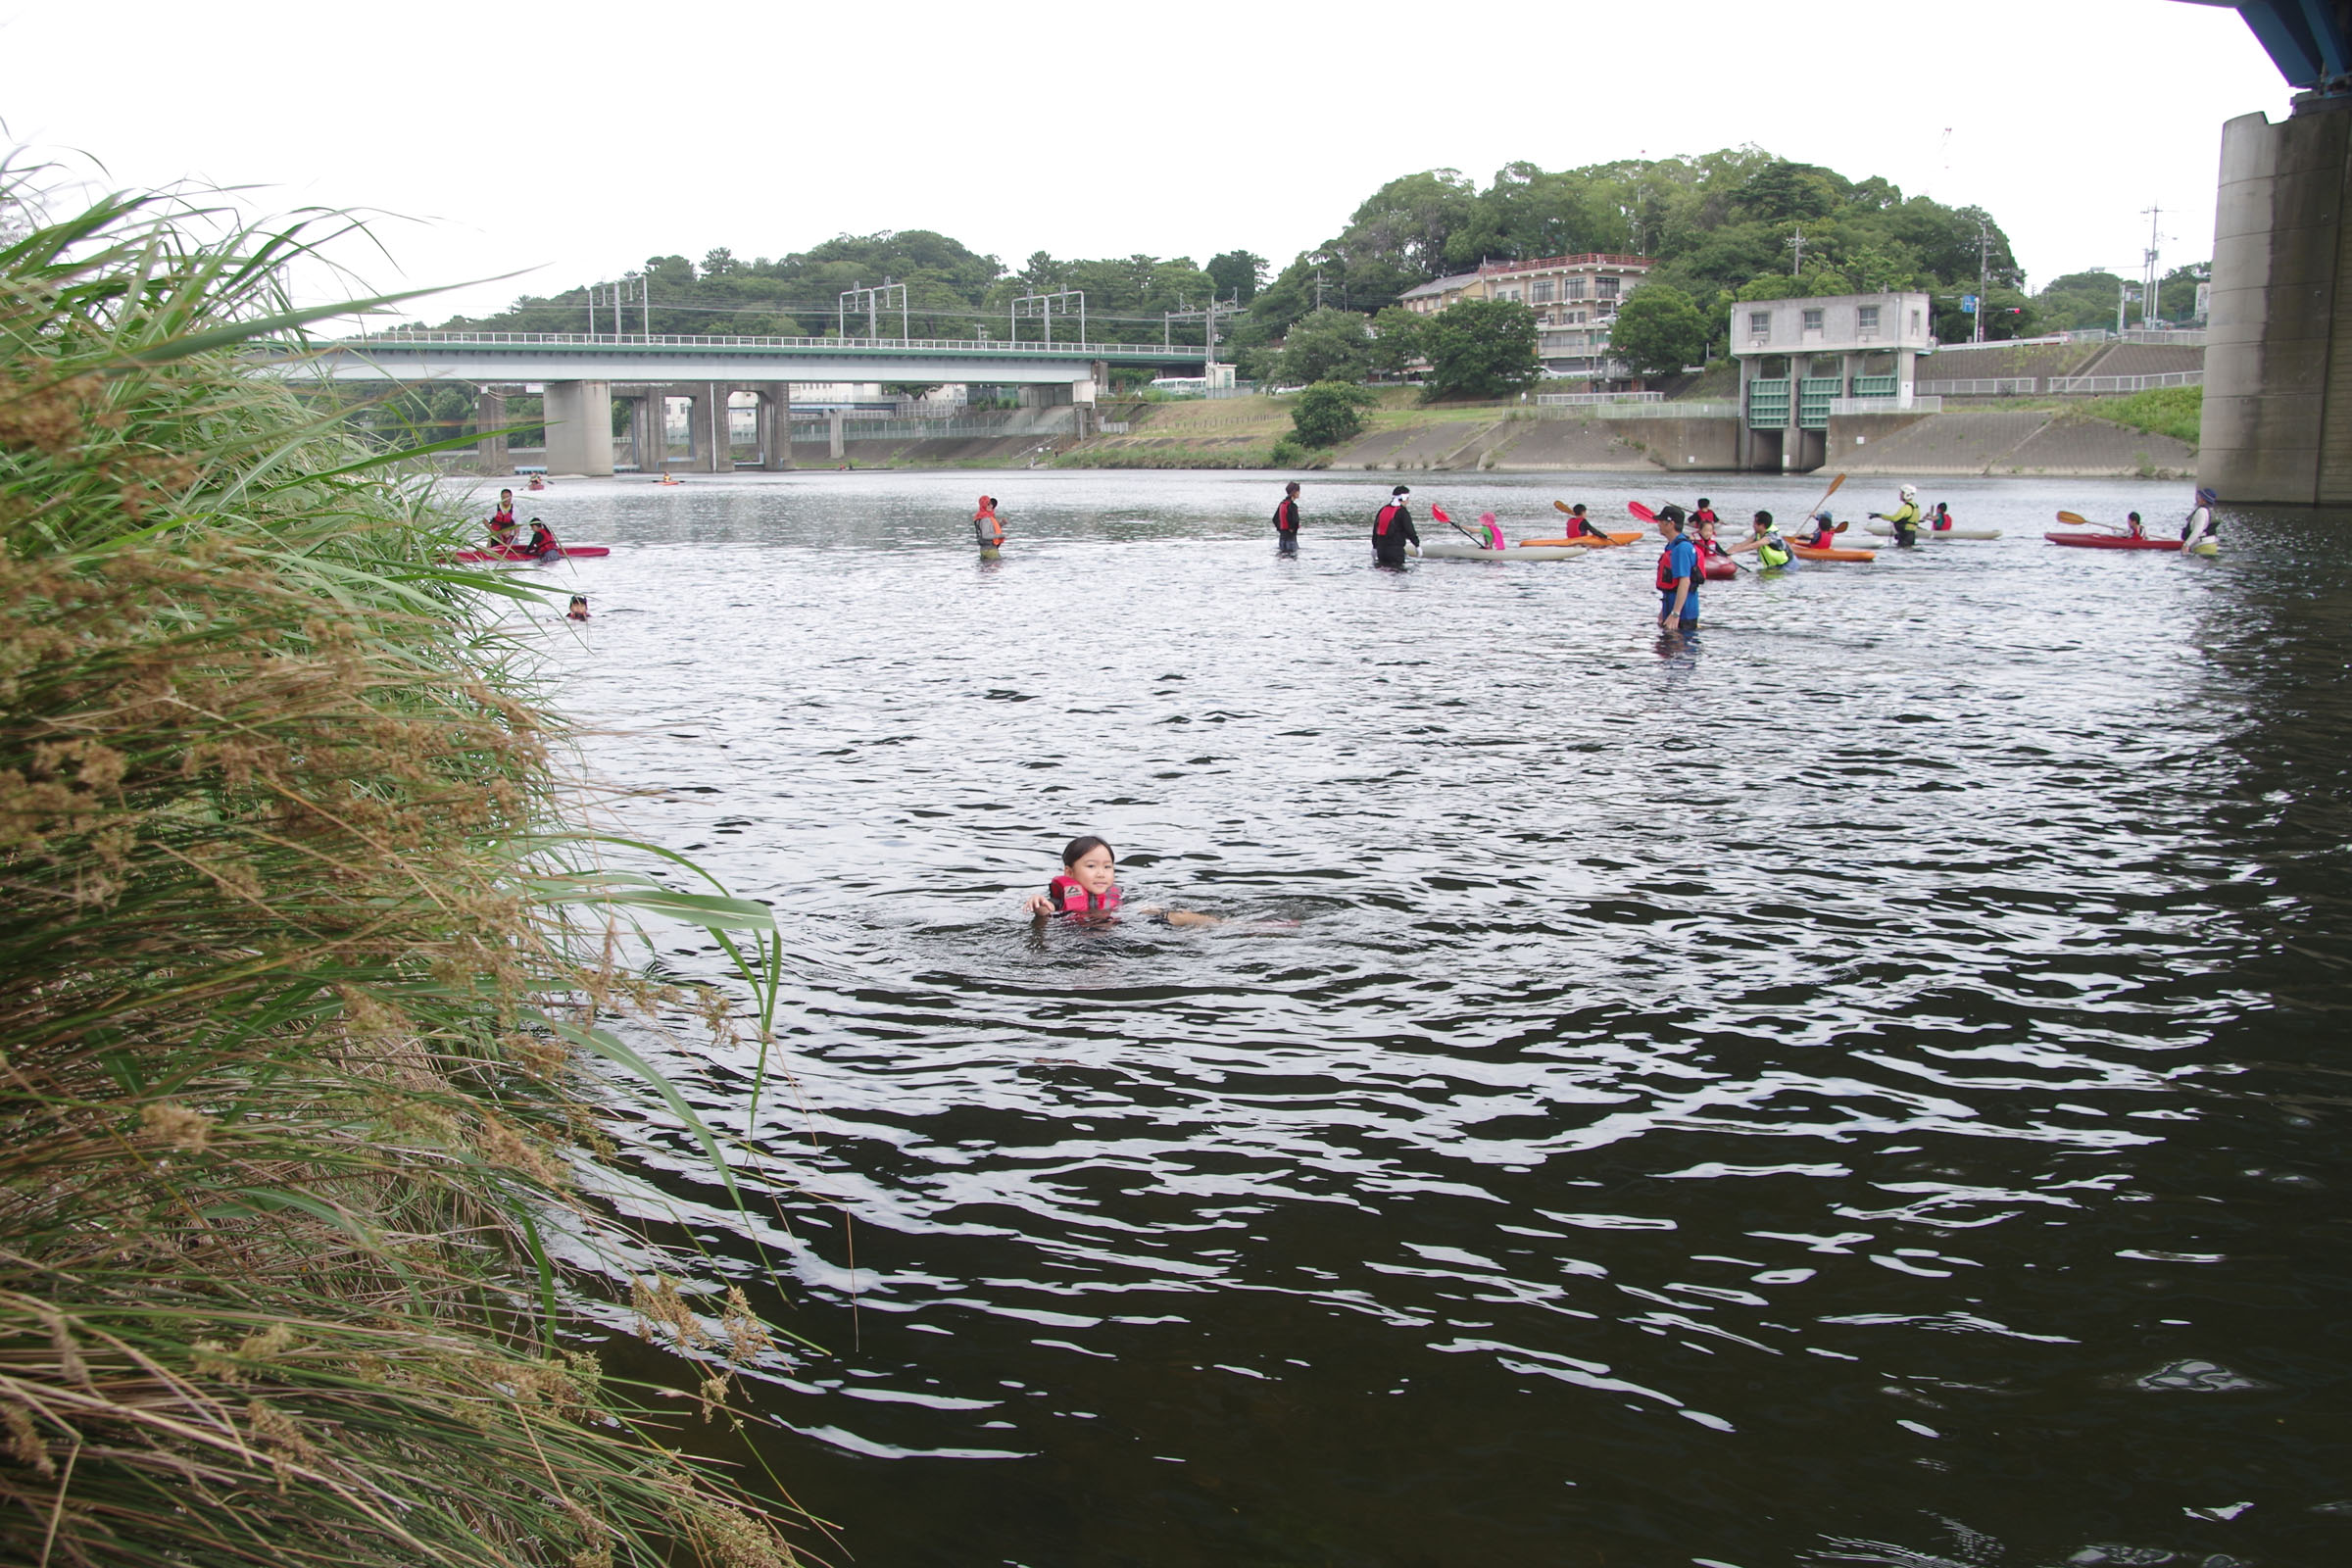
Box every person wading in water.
[1371,484,1418,568]
[1272,481,1302,554]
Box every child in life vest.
[1023,836,1219,926]
[974,495,1005,549]
[564,595,589,621]
[1478,511,1506,551]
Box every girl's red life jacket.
[1048,874,1121,913]
[1693,508,1718,525]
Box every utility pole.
[2140,203,2165,330]
[1974,219,1990,344]
[840,279,910,342]
[1011,289,1085,346]
[1787,225,1806,276]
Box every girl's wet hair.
[1061,834,1112,867]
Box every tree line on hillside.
[413,148,2207,437]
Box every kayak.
[2043,532,2180,551]
[2188,538,2222,557]
[455,544,610,562]
[1703,558,1738,581]
[1416,542,1590,562]
[1791,544,1875,562]
[1865,523,2003,540]
[1518,531,1642,548]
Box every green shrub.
[0,182,801,1565]
[1290,380,1379,448]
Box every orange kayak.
[1791,544,1875,563]
[1517,531,1642,548]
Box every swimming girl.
[565,594,590,620]
[1023,836,1219,926]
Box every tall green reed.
[0,173,808,1565]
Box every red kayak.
[455,544,611,562]
[2044,532,2180,551]
[1703,558,1738,581]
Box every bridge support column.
[543,380,613,477]
[696,383,731,472]
[759,382,793,470]
[474,388,509,472]
[827,407,846,463]
[626,393,663,471]
[2202,95,2352,505]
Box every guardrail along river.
[512,470,2348,1568]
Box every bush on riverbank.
[0,182,798,1564]
[2082,385,2201,446]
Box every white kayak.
[1864,523,2003,540]
[1415,542,1590,562]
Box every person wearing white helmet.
[1870,483,1923,547]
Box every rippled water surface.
[492,469,2349,1568]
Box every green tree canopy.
[1367,306,1427,376]
[1609,284,1707,377]
[1273,308,1372,386]
[1423,299,1541,398]
[1207,250,1268,303]
[1290,381,1379,448]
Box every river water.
[499,469,2348,1568]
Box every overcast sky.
[1,0,2293,323]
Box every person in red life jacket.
[1692,515,1729,564]
[1691,497,1720,527]
[1478,511,1506,551]
[1654,506,1699,632]
[1272,481,1301,554]
[524,518,560,557]
[1930,501,1952,531]
[974,495,1005,550]
[526,474,548,491]
[1022,835,1220,926]
[2125,511,2146,539]
[1560,503,1601,540]
[1371,484,1418,567]
[564,594,589,621]
[1804,511,1838,548]
[487,489,519,547]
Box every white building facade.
[1729,291,1936,469]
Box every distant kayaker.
[1560,503,1603,540]
[1869,484,1922,547]
[526,474,549,492]
[659,471,682,486]
[2182,487,2220,549]
[974,495,1005,550]
[2125,511,2147,540]
[1272,481,1301,554]
[1804,512,1838,549]
[565,594,589,621]
[1022,835,1219,926]
[1654,506,1699,632]
[1930,501,1952,532]
[1371,484,1418,567]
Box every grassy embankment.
[1056,387,1505,469]
[0,185,807,1562]
[2078,385,2201,446]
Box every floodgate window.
[1857,304,1881,333]
[1802,308,1825,332]
[1748,311,1772,338]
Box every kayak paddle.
[1432,504,1494,549]
[2054,509,2126,534]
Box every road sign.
[1961,294,1980,315]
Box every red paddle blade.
[1627,501,1657,522]
[1430,504,1451,523]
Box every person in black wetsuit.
[1273,481,1301,554]
[1371,484,1418,567]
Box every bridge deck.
[301,331,1207,384]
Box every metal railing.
[1917,377,2043,396]
[2045,370,2203,394]
[1828,395,1943,416]
[320,329,1190,359]
[1535,390,1662,407]
[1595,400,1739,419]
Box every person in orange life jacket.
[1272,481,1301,553]
[1022,835,1219,926]
[974,495,1004,549]
[1655,506,1699,630]
[1560,503,1602,539]
[1930,501,1952,531]
[2126,511,2146,539]
[1478,511,1506,551]
[1805,511,1838,548]
[1371,484,1418,566]
[525,518,560,556]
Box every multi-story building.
[1729,291,1936,470]
[1394,253,1651,385]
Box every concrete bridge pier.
[757,382,793,470]
[624,392,663,471]
[2202,94,2352,504]
[694,383,730,472]
[473,387,508,472]
[827,408,846,463]
[543,380,613,477]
